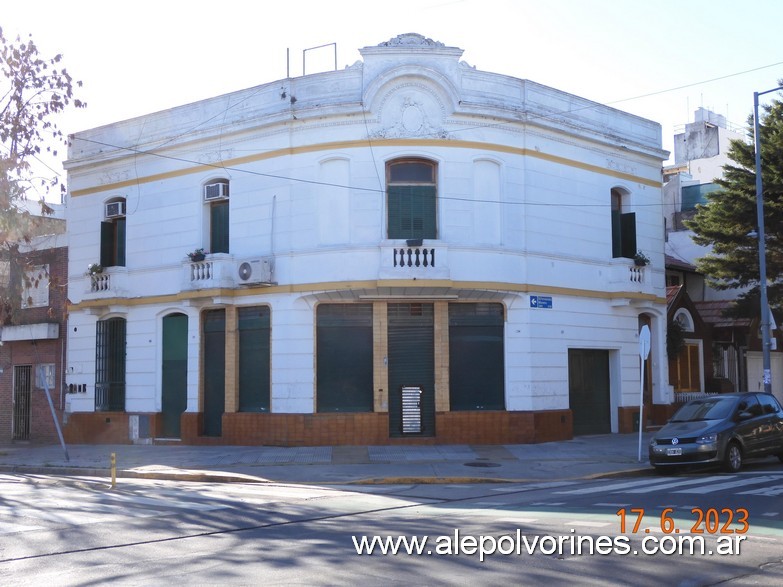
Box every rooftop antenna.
[303,42,337,76]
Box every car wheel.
[723,441,743,473]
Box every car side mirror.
[737,410,753,421]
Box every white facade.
[64,34,668,444]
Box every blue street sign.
[530,295,552,309]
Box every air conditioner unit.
[105,201,126,218]
[204,182,229,201]
[237,258,272,285]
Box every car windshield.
[670,397,736,422]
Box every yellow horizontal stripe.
[70,138,661,197]
[68,279,665,311]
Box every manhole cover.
[464,461,501,468]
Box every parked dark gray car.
[649,392,783,473]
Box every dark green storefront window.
[316,304,373,412]
[448,303,505,411]
[238,306,271,412]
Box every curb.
[0,464,653,485]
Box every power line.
[68,60,783,208]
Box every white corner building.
[63,34,669,445]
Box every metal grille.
[95,318,126,411]
[401,386,422,434]
[12,365,32,441]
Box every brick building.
[0,231,68,443]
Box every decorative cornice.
[377,33,444,48]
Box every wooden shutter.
[115,217,126,266]
[388,185,436,239]
[210,201,229,254]
[620,212,637,259]
[100,221,114,267]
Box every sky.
[5,0,783,198]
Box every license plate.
[667,448,682,456]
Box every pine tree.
[685,88,783,317]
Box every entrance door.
[161,313,188,438]
[568,349,611,435]
[388,303,435,437]
[203,309,225,436]
[12,365,32,441]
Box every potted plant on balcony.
[633,251,650,266]
[187,248,207,262]
[85,263,103,276]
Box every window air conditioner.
[204,182,229,201]
[105,201,126,218]
[237,258,272,285]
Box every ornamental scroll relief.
[369,88,450,140]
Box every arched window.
[611,188,636,259]
[101,197,126,267]
[674,309,695,332]
[387,159,437,240]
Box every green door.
[568,349,611,435]
[388,303,435,437]
[161,313,188,438]
[203,309,225,436]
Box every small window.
[101,197,126,268]
[35,364,56,389]
[387,159,437,240]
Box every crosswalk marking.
[555,479,661,495]
[618,475,727,494]
[554,476,727,496]
[738,484,783,497]
[674,475,779,494]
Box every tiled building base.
[63,409,573,446]
[617,404,676,433]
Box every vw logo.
[672,437,679,445]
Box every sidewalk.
[0,433,655,485]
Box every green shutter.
[115,217,126,266]
[161,313,188,437]
[316,304,373,412]
[238,306,271,412]
[388,185,436,239]
[387,303,435,437]
[621,212,637,259]
[210,201,229,253]
[448,303,505,411]
[203,309,225,436]
[100,222,114,267]
[611,210,622,258]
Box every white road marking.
[675,475,779,494]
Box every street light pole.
[753,85,782,394]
